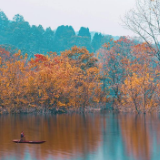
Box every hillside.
[0,10,119,57]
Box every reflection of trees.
[147,114,160,146]
[120,114,151,160]
[101,113,129,160]
[0,114,102,160]
[2,113,160,160]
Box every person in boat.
[20,131,25,141]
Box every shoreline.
[0,103,108,115]
[1,104,159,115]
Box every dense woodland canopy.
[0,8,160,113]
[0,10,113,58]
[0,46,106,111]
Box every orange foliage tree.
[112,43,159,113]
[99,37,160,113]
[0,46,106,112]
[98,37,135,104]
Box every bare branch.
[122,0,160,60]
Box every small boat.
[12,140,46,144]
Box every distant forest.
[0,10,116,58]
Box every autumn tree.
[123,0,160,60]
[99,37,135,104]
[61,46,105,106]
[0,49,28,108]
[61,46,98,70]
[27,47,105,109]
[119,43,159,113]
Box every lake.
[0,111,160,160]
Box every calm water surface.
[0,111,160,160]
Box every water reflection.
[119,114,151,160]
[1,112,160,160]
[0,114,102,160]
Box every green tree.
[0,11,9,43]
[54,25,76,53]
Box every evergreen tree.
[43,27,55,52]
[0,11,9,43]
[76,27,92,52]
[92,33,103,52]
[54,25,76,53]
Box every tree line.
[0,36,160,113]
[0,10,113,58]
[99,37,160,113]
[0,46,106,111]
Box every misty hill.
[0,10,119,58]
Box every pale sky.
[0,0,136,36]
